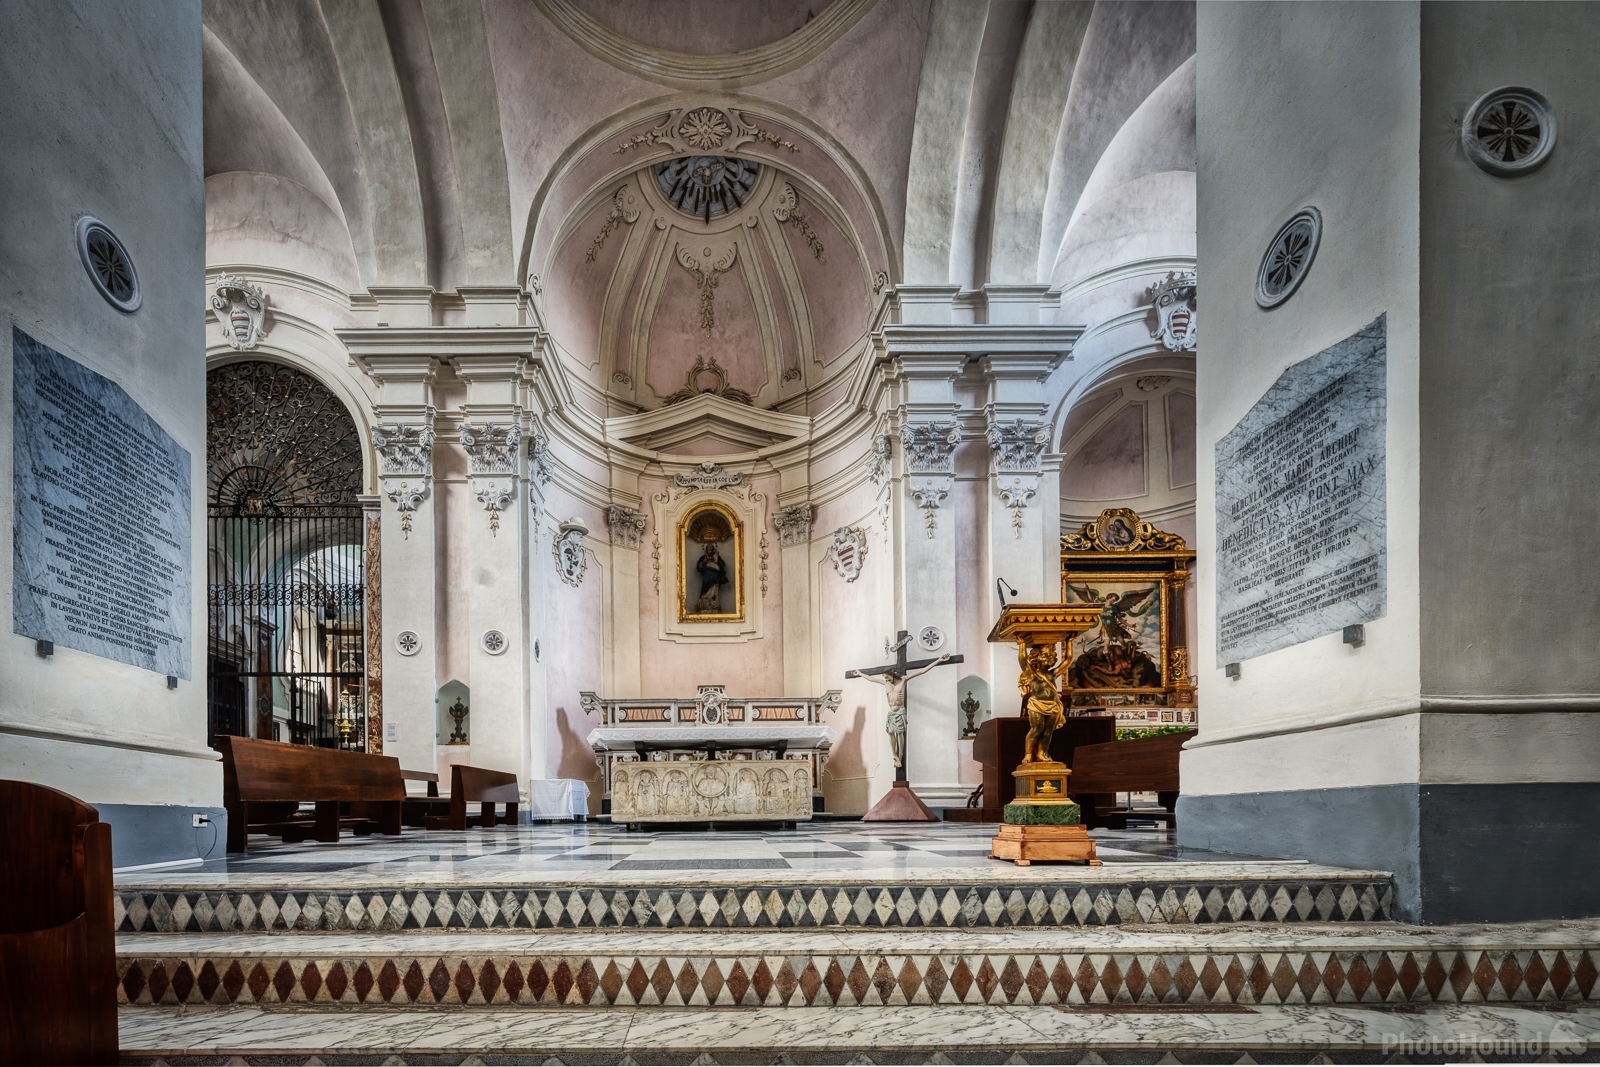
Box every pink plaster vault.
[1062,403,1148,501]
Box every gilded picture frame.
[1060,508,1196,710]
[677,500,745,623]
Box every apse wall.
[0,0,217,868]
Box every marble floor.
[117,822,1351,889]
[117,1002,1600,1064]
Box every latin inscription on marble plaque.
[12,328,192,677]
[1215,315,1387,664]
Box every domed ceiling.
[531,103,888,414]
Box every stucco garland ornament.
[1147,271,1197,352]
[826,526,868,582]
[371,422,435,538]
[212,274,269,351]
[553,517,589,587]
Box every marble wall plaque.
[1215,315,1386,664]
[12,328,192,677]
[611,758,814,823]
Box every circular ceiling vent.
[1462,86,1556,177]
[654,156,760,221]
[1254,207,1322,310]
[76,217,140,312]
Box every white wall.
[1185,0,1423,794]
[0,0,214,861]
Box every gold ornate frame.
[1060,508,1196,710]
[677,499,746,623]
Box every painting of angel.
[1063,580,1165,690]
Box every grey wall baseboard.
[1179,783,1600,924]
[97,803,228,869]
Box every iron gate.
[206,361,368,750]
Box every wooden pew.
[424,764,520,831]
[0,780,117,1065]
[1069,729,1194,829]
[946,714,1116,822]
[216,736,404,853]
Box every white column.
[604,505,646,698]
[981,348,1065,709]
[359,354,439,776]
[455,352,531,786]
[892,352,967,807]
[774,501,817,695]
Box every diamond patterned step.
[114,874,1395,933]
[114,923,1600,1009]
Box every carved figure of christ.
[846,630,964,781]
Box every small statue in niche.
[694,541,729,612]
[447,698,469,745]
[960,691,981,738]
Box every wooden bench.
[0,780,117,1064]
[1069,729,1194,829]
[216,736,404,853]
[423,764,520,831]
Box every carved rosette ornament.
[986,419,1049,538]
[614,106,799,156]
[772,503,815,548]
[827,526,868,582]
[211,275,269,351]
[1148,271,1197,352]
[460,421,521,537]
[901,423,960,538]
[553,518,589,587]
[607,504,647,548]
[371,421,435,538]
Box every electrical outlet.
[192,813,211,827]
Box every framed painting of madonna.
[1059,508,1196,712]
[678,500,745,623]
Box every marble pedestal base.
[990,823,1100,866]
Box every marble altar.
[584,685,838,824]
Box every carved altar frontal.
[610,759,814,823]
[585,685,839,823]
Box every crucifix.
[847,630,964,822]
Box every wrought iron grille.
[206,361,368,750]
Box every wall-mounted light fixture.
[1224,662,1241,680]
[1343,624,1365,646]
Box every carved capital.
[372,421,435,478]
[607,504,647,548]
[772,502,815,547]
[901,422,960,474]
[526,420,554,491]
[985,418,1050,475]
[864,432,893,490]
[460,421,521,476]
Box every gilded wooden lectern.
[986,604,1105,865]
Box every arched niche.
[436,680,470,747]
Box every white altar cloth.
[586,723,835,751]
[525,778,589,820]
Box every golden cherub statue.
[1017,641,1068,764]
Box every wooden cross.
[846,630,964,782]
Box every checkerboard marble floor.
[118,822,1327,888]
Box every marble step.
[115,920,1600,1011]
[114,1002,1600,1065]
[114,865,1396,934]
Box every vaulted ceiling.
[200,0,1197,419]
